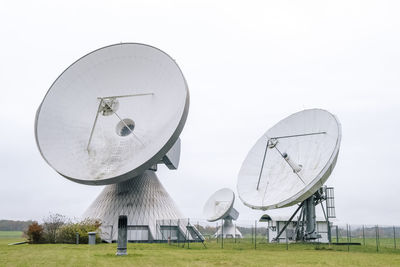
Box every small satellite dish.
[35,43,189,185]
[203,188,242,238]
[237,109,341,210]
[237,109,341,242]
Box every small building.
[260,214,331,243]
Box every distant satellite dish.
[237,109,341,242]
[237,109,341,210]
[35,43,189,185]
[203,188,242,238]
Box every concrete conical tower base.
[214,219,243,239]
[83,170,185,242]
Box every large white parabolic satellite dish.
[237,109,341,210]
[34,43,202,243]
[35,43,189,185]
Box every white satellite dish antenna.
[203,188,242,239]
[35,43,188,186]
[35,43,201,242]
[237,109,341,242]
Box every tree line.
[0,220,35,231]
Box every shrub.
[57,219,101,244]
[43,213,67,243]
[26,222,44,243]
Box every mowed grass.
[333,237,400,248]
[1,233,400,266]
[0,231,23,239]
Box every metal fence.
[331,224,399,252]
[181,219,400,253]
[110,217,399,253]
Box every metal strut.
[273,203,304,242]
[256,140,269,190]
[269,131,326,140]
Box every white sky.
[1,0,400,226]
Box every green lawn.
[332,237,399,251]
[1,233,400,266]
[0,231,23,239]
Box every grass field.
[0,231,23,239]
[333,237,399,249]
[1,232,400,266]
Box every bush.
[26,222,44,243]
[25,215,101,244]
[57,219,101,244]
[43,214,67,243]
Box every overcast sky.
[1,0,400,226]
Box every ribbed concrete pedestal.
[214,219,243,239]
[83,170,183,242]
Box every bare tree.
[43,213,67,243]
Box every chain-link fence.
[166,219,400,253]
[330,224,399,252]
[171,219,269,249]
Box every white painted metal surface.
[237,109,341,210]
[203,188,236,222]
[35,43,189,185]
[203,188,242,239]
